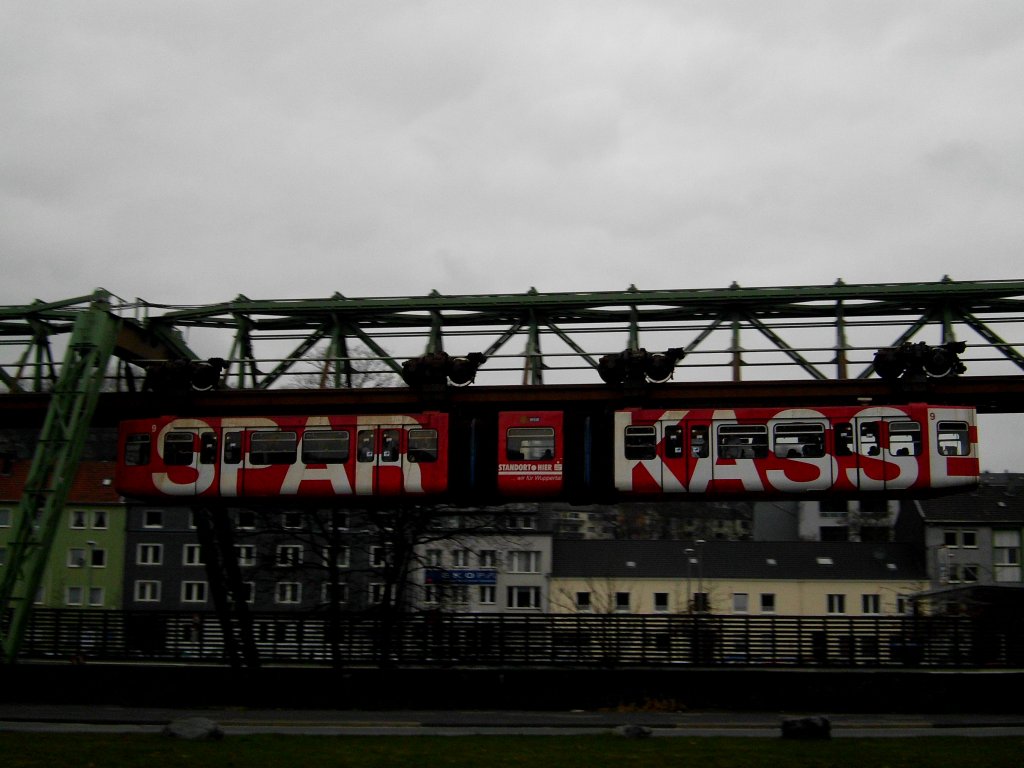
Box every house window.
[994,530,1021,582]
[331,511,350,531]
[508,550,540,573]
[862,594,881,614]
[371,546,389,568]
[452,548,471,567]
[282,512,303,530]
[66,586,83,606]
[369,583,387,604]
[733,593,749,613]
[276,545,303,567]
[143,510,163,529]
[236,545,255,567]
[134,580,161,602]
[236,510,256,530]
[92,510,107,529]
[576,591,592,611]
[70,510,87,529]
[479,585,496,605]
[479,550,497,568]
[760,593,776,613]
[693,592,710,612]
[68,548,86,568]
[615,591,630,612]
[0,508,11,527]
[182,581,208,603]
[137,543,163,565]
[944,529,977,548]
[424,585,441,605]
[328,545,350,569]
[275,582,302,604]
[653,592,669,612]
[88,587,104,607]
[827,594,846,614]
[183,544,204,566]
[322,582,349,604]
[506,586,541,609]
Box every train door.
[157,424,218,496]
[498,412,563,496]
[355,424,408,495]
[659,421,706,493]
[850,413,922,491]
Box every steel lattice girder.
[1,278,1023,390]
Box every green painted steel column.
[0,291,120,664]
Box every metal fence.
[16,609,1020,668]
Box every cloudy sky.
[3,2,1023,467]
[3,2,1022,305]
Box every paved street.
[3,705,1024,737]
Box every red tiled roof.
[0,460,121,504]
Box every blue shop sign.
[425,568,497,585]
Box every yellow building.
[550,540,928,617]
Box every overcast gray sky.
[2,2,1023,467]
[3,2,1022,304]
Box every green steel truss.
[2,278,1024,393]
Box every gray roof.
[915,473,1024,524]
[552,540,925,581]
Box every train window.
[937,421,970,456]
[223,432,242,465]
[249,431,298,465]
[623,426,657,461]
[691,426,709,458]
[381,429,401,463]
[859,422,881,456]
[357,430,376,462]
[773,423,825,458]
[408,429,438,463]
[199,433,218,465]
[717,425,768,459]
[164,432,195,466]
[125,434,151,466]
[835,423,853,456]
[664,426,684,458]
[888,421,921,456]
[507,427,555,461]
[301,430,350,464]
